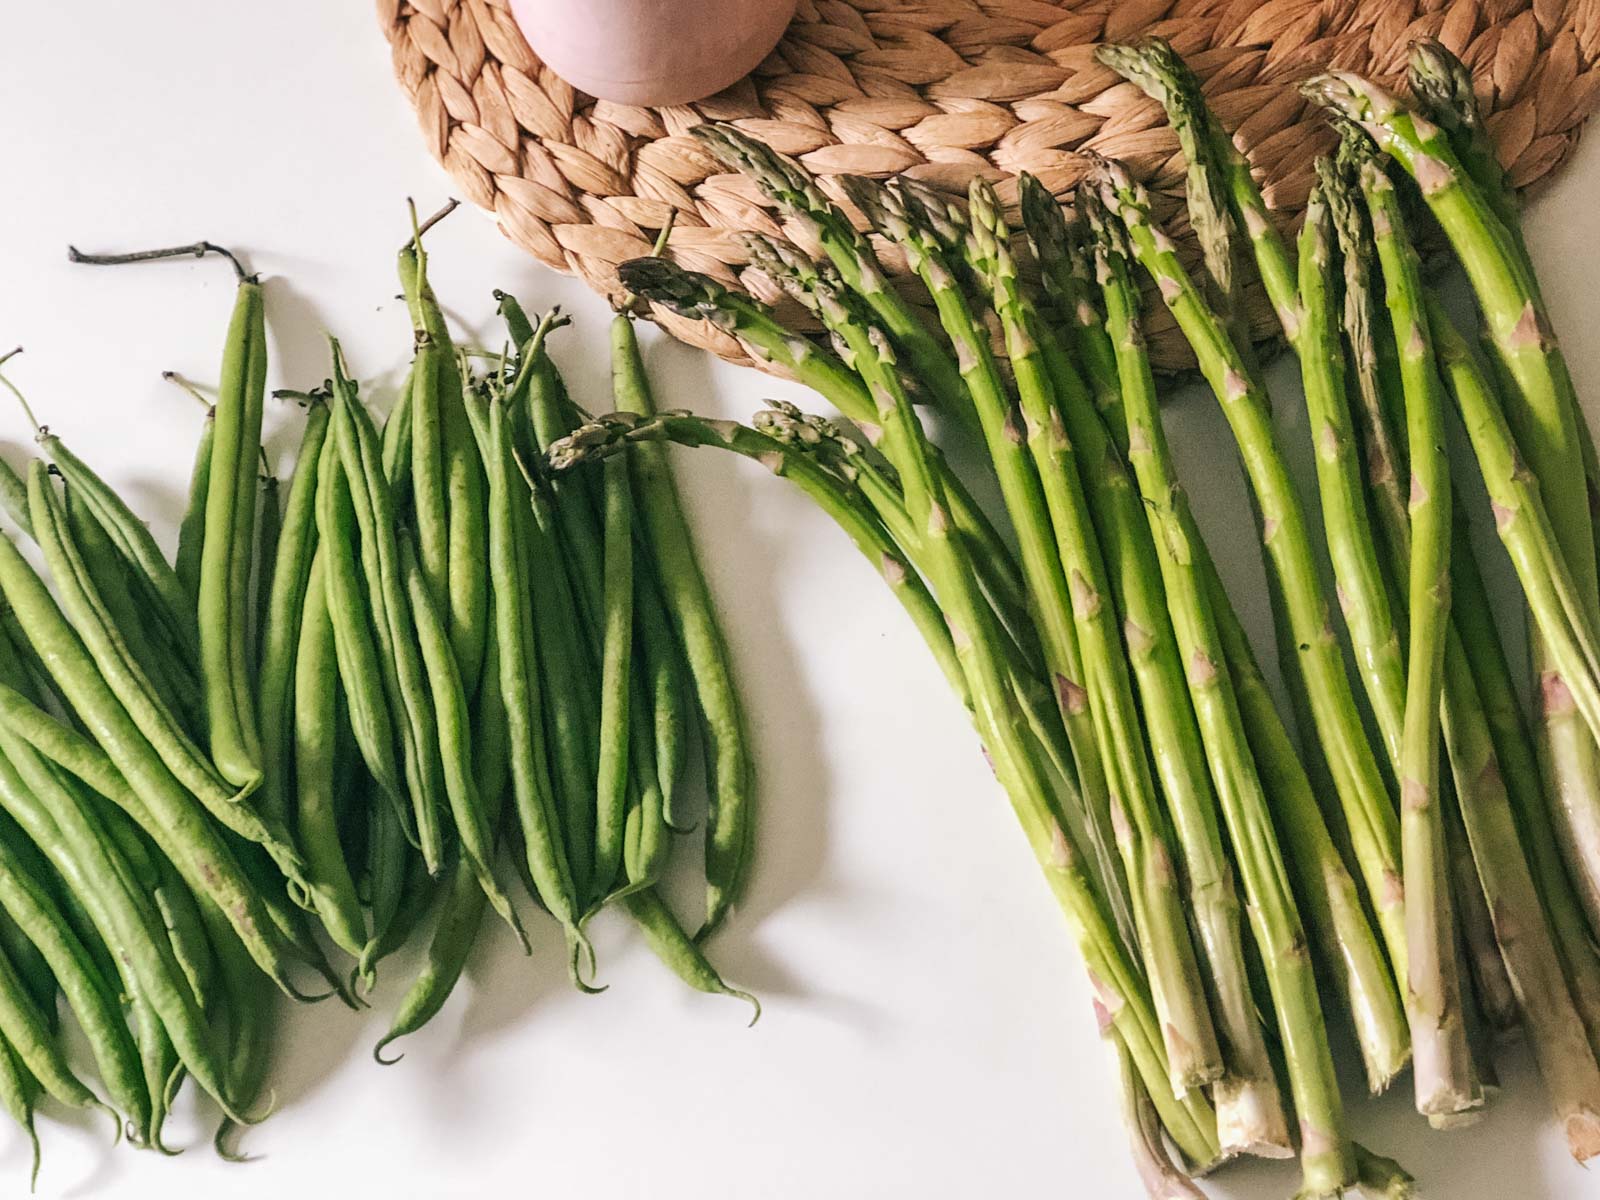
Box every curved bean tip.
[728,986,762,1028]
[567,931,607,995]
[25,1126,38,1192]
[373,1036,405,1067]
[213,1120,258,1164]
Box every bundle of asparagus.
[591,35,1600,1198]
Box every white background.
[0,3,1594,1198]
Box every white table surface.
[0,3,1595,1198]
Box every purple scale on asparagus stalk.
[1055,673,1088,715]
[878,554,907,587]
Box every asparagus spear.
[1298,168,1408,770]
[690,123,978,436]
[616,257,1030,646]
[1362,157,1482,1119]
[973,181,1279,1133]
[1081,190,1410,1095]
[1306,72,1600,938]
[1331,134,1600,1063]
[1087,198,1358,1196]
[1094,156,1408,984]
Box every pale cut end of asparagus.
[1213,1079,1295,1160]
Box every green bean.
[0,1033,40,1188]
[623,887,757,1022]
[203,276,269,790]
[613,317,753,937]
[257,399,331,828]
[131,993,180,1152]
[206,895,275,1158]
[175,399,215,608]
[26,462,248,811]
[251,469,280,681]
[151,853,216,1016]
[486,381,592,987]
[0,680,318,1001]
[623,670,669,886]
[373,863,487,1066]
[316,429,406,817]
[382,368,415,501]
[360,840,435,988]
[0,931,112,1132]
[0,808,147,1136]
[635,512,693,833]
[294,552,369,960]
[0,718,254,1125]
[0,909,52,1028]
[0,381,194,659]
[376,602,516,1060]
[494,289,537,351]
[409,333,451,629]
[0,453,31,537]
[401,228,490,691]
[402,539,527,945]
[510,357,601,906]
[63,483,200,734]
[328,344,446,872]
[591,450,634,897]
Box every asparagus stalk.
[1331,136,1600,1063]
[1334,144,1600,1151]
[616,256,1030,654]
[1088,199,1358,1196]
[1095,157,1408,984]
[757,194,1129,926]
[690,124,977,436]
[972,180,1279,1135]
[1296,170,1408,771]
[1017,173,1123,428]
[1081,191,1410,1095]
[1364,158,1482,1120]
[1305,77,1600,941]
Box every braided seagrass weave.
[379,0,1600,372]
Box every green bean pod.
[30,430,194,659]
[401,540,527,945]
[328,347,446,872]
[375,594,517,1058]
[0,811,147,1135]
[0,932,110,1130]
[293,552,369,959]
[401,243,489,691]
[409,336,450,625]
[623,888,757,1023]
[485,386,591,985]
[0,680,317,1002]
[26,463,247,812]
[0,1034,40,1188]
[256,399,331,828]
[591,452,634,896]
[197,278,267,789]
[636,539,693,832]
[205,896,275,1157]
[175,405,215,607]
[613,316,753,937]
[62,484,199,735]
[316,429,406,820]
[0,722,253,1123]
[0,455,30,537]
[251,471,280,681]
[130,993,179,1152]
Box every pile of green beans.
[0,225,757,1182]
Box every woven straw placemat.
[379,0,1600,371]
